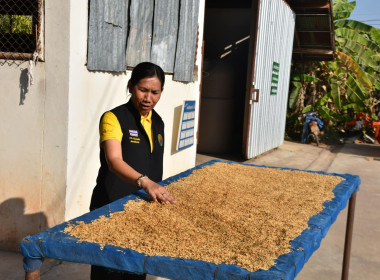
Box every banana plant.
[287,0,380,132]
[288,73,318,110]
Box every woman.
[90,62,176,280]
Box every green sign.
[271,61,280,95]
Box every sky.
[349,0,380,28]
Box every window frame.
[0,0,44,61]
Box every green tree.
[0,15,32,34]
[287,0,380,137]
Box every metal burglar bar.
[0,0,44,61]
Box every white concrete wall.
[0,0,205,249]
[65,0,205,220]
[0,63,46,250]
[0,0,70,250]
[156,77,198,180]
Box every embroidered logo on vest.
[158,134,164,147]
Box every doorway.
[197,0,252,159]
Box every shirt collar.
[140,110,152,123]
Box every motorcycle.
[301,111,324,146]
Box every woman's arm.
[102,139,176,203]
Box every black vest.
[90,101,164,210]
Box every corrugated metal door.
[243,0,295,159]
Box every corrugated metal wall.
[87,0,199,82]
[246,0,295,158]
[87,0,129,72]
[173,0,200,82]
[126,0,154,66]
[151,0,179,72]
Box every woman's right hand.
[140,177,177,204]
[102,140,176,204]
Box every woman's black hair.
[129,62,165,90]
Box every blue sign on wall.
[177,100,196,151]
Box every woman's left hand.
[140,178,177,204]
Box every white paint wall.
[0,0,205,251]
[65,0,205,220]
[0,0,205,250]
[0,0,71,250]
[0,63,46,250]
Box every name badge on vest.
[129,130,140,144]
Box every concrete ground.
[2,141,380,279]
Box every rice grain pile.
[65,162,343,271]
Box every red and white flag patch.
[129,130,138,137]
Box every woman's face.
[129,76,163,117]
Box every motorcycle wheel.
[309,132,320,146]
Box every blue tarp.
[20,160,360,279]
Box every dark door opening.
[197,0,252,159]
